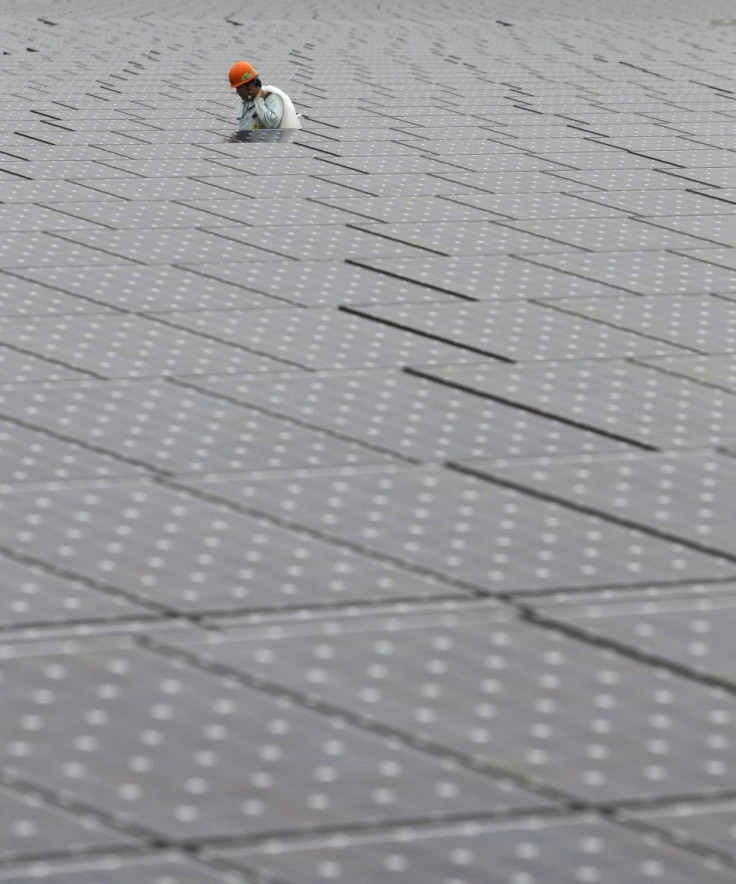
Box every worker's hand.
[257,89,271,99]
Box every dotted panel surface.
[431,153,564,174]
[73,177,253,202]
[312,171,481,196]
[350,300,687,360]
[0,417,147,483]
[0,274,114,317]
[569,188,736,216]
[164,309,488,370]
[93,157,259,178]
[696,187,736,206]
[13,265,285,312]
[41,200,242,231]
[624,800,736,864]
[501,217,709,251]
[0,347,87,383]
[184,467,734,591]
[0,483,465,613]
[311,194,494,223]
[0,379,398,474]
[0,315,288,378]
[353,254,632,299]
[0,180,120,204]
[177,197,366,226]
[416,360,736,448]
[544,294,736,353]
[0,642,547,839]
[636,352,736,392]
[7,2,736,879]
[545,168,689,190]
[535,587,736,685]
[0,204,104,233]
[674,247,736,273]
[214,816,736,883]
[186,370,633,460]
[0,784,137,859]
[641,214,736,247]
[0,233,133,269]
[664,167,736,187]
[427,169,581,194]
[349,219,579,255]
[0,161,137,181]
[295,140,420,156]
[206,156,338,177]
[0,853,242,882]
[0,554,153,628]
[440,190,628,220]
[210,223,443,260]
[298,154,448,175]
[175,260,456,306]
[524,250,736,295]
[56,227,288,265]
[158,607,736,801]
[529,150,656,170]
[463,450,736,558]
[200,174,373,200]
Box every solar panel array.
[3,0,736,880]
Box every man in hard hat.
[228,61,302,130]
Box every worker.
[228,61,302,130]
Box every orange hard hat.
[229,61,258,88]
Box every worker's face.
[236,80,259,101]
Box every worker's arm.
[254,92,284,128]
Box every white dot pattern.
[0,315,286,377]
[354,254,628,299]
[174,260,452,306]
[503,217,706,251]
[419,359,736,447]
[0,378,398,473]
[482,451,736,559]
[0,204,104,235]
[544,294,736,353]
[566,188,736,217]
[351,300,685,360]
[537,582,736,686]
[312,194,493,223]
[187,370,632,459]
[55,227,287,265]
[0,554,150,628]
[164,308,487,370]
[210,223,442,260]
[0,233,131,269]
[4,5,736,881]
[178,196,368,227]
[0,417,146,483]
[526,250,736,295]
[187,466,733,590]
[0,852,239,882]
[161,606,736,801]
[636,352,736,391]
[0,643,543,839]
[15,264,281,312]
[0,482,464,612]
[624,799,736,862]
[217,816,736,883]
[312,171,478,197]
[351,219,578,255]
[439,190,626,220]
[0,783,136,859]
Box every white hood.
[264,85,302,129]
